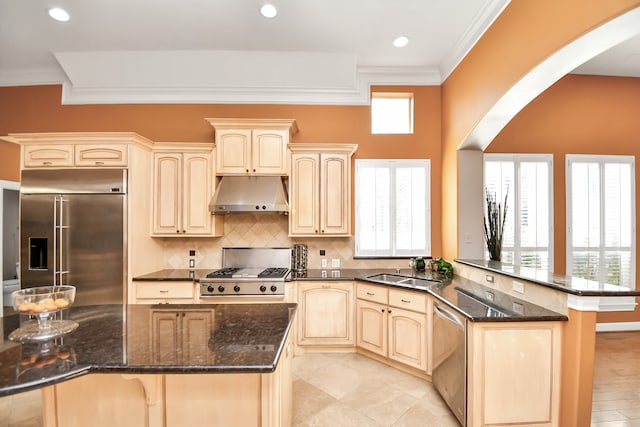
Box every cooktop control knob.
[260,285,267,292]
[234,285,241,292]
[207,285,214,293]
[218,285,225,293]
[270,285,278,292]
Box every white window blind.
[356,159,430,257]
[567,155,635,287]
[484,154,553,269]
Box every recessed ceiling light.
[393,36,409,48]
[48,7,70,22]
[260,4,278,18]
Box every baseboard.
[596,321,640,332]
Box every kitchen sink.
[365,274,434,290]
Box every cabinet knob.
[321,230,325,233]
[246,169,249,173]
[381,309,385,313]
[315,230,318,233]
[175,313,179,317]
[252,169,256,172]
[388,310,392,313]
[176,230,180,233]
[182,230,186,233]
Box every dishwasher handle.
[434,302,465,329]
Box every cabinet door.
[388,307,427,371]
[75,144,128,167]
[152,153,182,235]
[151,311,181,365]
[216,129,251,174]
[23,144,74,168]
[356,299,388,357]
[320,153,350,235]
[181,311,213,364]
[289,153,320,236]
[182,152,213,234]
[252,129,288,175]
[297,281,354,346]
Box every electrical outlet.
[485,274,494,283]
[512,281,525,294]
[512,302,524,315]
[189,259,195,269]
[331,259,340,268]
[485,291,495,302]
[321,258,327,268]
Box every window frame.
[355,159,430,258]
[566,154,636,287]
[484,153,554,270]
[370,92,414,135]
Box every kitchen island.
[0,303,296,427]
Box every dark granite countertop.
[290,268,441,281]
[132,269,213,281]
[455,259,640,296]
[0,303,296,397]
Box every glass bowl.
[9,286,78,342]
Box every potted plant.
[483,188,508,262]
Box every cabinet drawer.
[24,144,74,167]
[136,282,194,299]
[356,283,388,305]
[75,144,128,166]
[388,288,427,313]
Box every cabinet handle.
[366,292,375,296]
[401,299,411,303]
[159,290,169,293]
[95,161,104,165]
[43,161,52,165]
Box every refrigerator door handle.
[53,195,58,286]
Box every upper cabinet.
[288,143,357,237]
[152,143,223,237]
[7,132,152,169]
[206,118,298,175]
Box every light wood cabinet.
[151,309,213,365]
[206,118,298,175]
[12,133,144,168]
[289,144,357,236]
[297,281,355,347]
[356,283,430,372]
[467,321,562,427]
[152,147,223,237]
[135,281,196,304]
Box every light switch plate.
[321,258,327,268]
[331,259,340,268]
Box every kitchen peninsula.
[0,303,296,427]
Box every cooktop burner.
[205,268,240,279]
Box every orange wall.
[487,74,640,323]
[441,0,640,261]
[0,84,443,256]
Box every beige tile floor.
[1,332,639,426]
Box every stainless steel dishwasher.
[432,301,467,426]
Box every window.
[371,92,414,134]
[484,154,553,269]
[566,155,635,287]
[355,159,430,257]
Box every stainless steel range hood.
[209,176,289,214]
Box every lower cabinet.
[134,281,196,304]
[467,321,562,427]
[42,351,293,427]
[151,309,212,365]
[356,283,430,373]
[296,281,355,347]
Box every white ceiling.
[0,0,638,105]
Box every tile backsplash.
[160,213,408,270]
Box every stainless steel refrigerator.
[20,169,127,306]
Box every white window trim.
[566,154,636,287]
[355,159,430,257]
[484,153,554,270]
